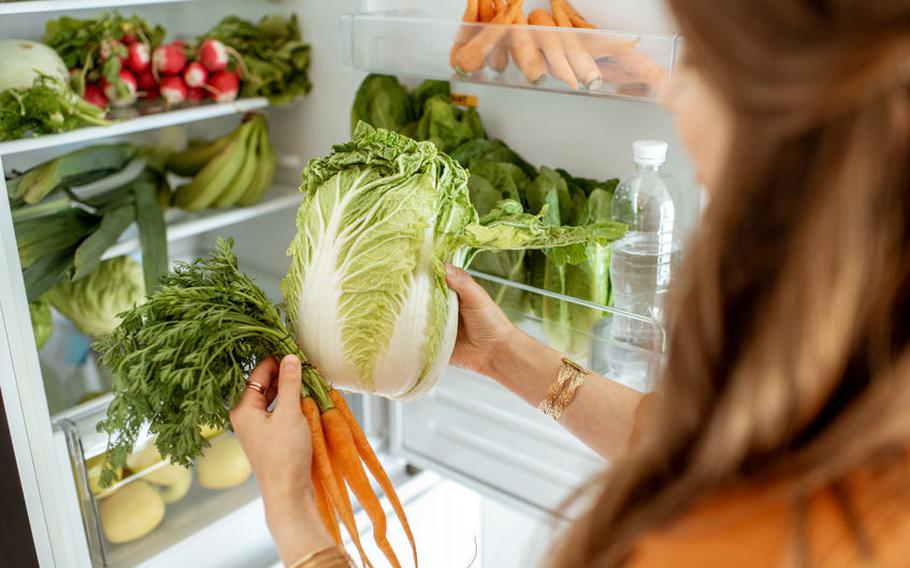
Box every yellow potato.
[99,481,165,544]
[86,454,122,496]
[158,468,193,504]
[196,436,251,490]
[200,424,224,440]
[126,444,187,486]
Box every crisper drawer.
[393,270,663,514]
[57,411,275,568]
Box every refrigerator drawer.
[393,271,662,514]
[59,416,266,568]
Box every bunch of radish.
[82,37,240,109]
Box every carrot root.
[528,9,579,89]
[311,465,342,546]
[551,0,602,90]
[302,398,372,568]
[486,0,511,73]
[450,0,481,70]
[556,0,596,28]
[455,0,523,73]
[611,52,669,91]
[324,407,400,568]
[330,390,419,568]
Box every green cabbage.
[282,123,625,399]
[46,256,145,338]
[29,298,53,349]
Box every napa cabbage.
[282,123,625,399]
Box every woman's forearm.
[484,327,644,462]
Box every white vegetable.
[127,444,190,486]
[99,481,165,544]
[283,124,622,399]
[158,469,193,504]
[196,436,251,490]
[0,39,68,92]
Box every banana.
[173,122,254,211]
[166,134,233,177]
[212,119,261,208]
[237,118,277,206]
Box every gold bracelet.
[537,358,588,420]
[288,546,354,568]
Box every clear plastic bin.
[342,10,682,102]
[60,418,259,568]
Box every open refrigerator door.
[0,0,695,566]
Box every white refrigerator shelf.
[0,0,212,16]
[0,98,269,157]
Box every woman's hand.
[445,264,517,376]
[230,355,333,565]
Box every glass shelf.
[469,269,665,393]
[342,10,681,102]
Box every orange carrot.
[450,0,481,70]
[455,0,523,73]
[330,390,418,568]
[486,0,511,73]
[302,398,371,568]
[479,0,495,22]
[556,0,595,28]
[527,9,578,89]
[324,408,400,568]
[597,60,644,85]
[510,2,548,83]
[611,52,669,92]
[311,466,342,546]
[551,0,601,90]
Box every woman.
[230,0,910,565]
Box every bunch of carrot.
[450,0,668,93]
[303,385,416,568]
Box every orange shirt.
[627,398,910,567]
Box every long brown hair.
[554,1,910,565]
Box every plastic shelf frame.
[342,11,682,102]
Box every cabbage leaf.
[283,123,624,399]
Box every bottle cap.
[633,140,669,166]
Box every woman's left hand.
[230,355,333,565]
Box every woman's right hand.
[445,264,517,376]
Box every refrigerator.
[0,0,696,566]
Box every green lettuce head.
[46,256,145,338]
[283,123,625,400]
[29,298,52,349]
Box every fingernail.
[283,355,299,372]
[445,263,456,279]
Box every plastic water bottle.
[606,140,680,388]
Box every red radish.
[198,39,229,72]
[186,87,205,103]
[183,62,208,88]
[208,70,239,102]
[153,42,186,75]
[126,42,150,74]
[83,84,109,108]
[102,69,138,107]
[122,31,137,45]
[136,71,157,92]
[159,75,188,105]
[144,84,160,100]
